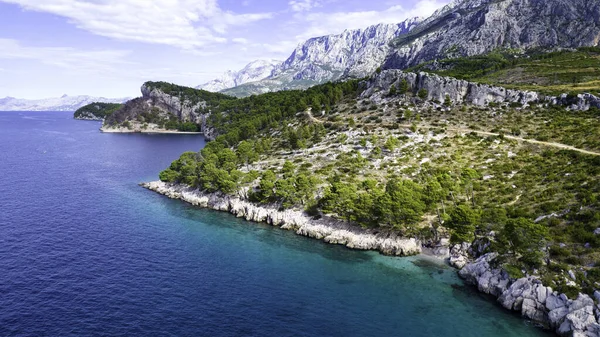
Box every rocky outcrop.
[142,181,422,256]
[222,19,421,97]
[449,243,471,269]
[74,111,103,121]
[364,69,600,111]
[384,0,600,70]
[140,84,207,125]
[102,84,212,135]
[460,254,600,336]
[364,69,541,106]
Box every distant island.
[0,94,129,112]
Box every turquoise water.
[0,111,550,336]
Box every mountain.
[219,18,421,97]
[0,95,130,111]
[197,59,281,92]
[383,0,600,69]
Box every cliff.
[102,82,234,135]
[364,69,600,110]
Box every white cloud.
[0,0,273,49]
[289,0,320,12]
[0,38,131,72]
[295,0,449,41]
[232,38,250,45]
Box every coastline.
[141,181,423,256]
[74,116,103,121]
[142,181,600,337]
[100,127,203,135]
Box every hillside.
[409,47,600,96]
[74,102,123,121]
[153,68,600,335]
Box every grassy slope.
[408,48,600,96]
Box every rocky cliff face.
[221,19,421,97]
[102,83,211,133]
[197,59,281,92]
[364,69,600,111]
[273,19,421,81]
[139,83,207,124]
[142,181,422,256]
[384,0,600,70]
[460,254,600,337]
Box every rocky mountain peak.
[196,59,281,92]
[221,17,421,97]
[384,0,600,70]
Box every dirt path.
[445,127,600,156]
[305,109,600,156]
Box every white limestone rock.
[142,181,422,257]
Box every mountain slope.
[197,59,281,92]
[384,0,600,70]
[221,18,421,97]
[0,95,130,111]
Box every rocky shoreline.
[142,181,422,256]
[460,254,600,337]
[74,115,103,121]
[100,125,202,135]
[143,181,600,337]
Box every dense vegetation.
[156,53,600,297]
[74,102,122,119]
[408,47,600,96]
[144,81,236,108]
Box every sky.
[0,0,450,99]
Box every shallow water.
[0,111,551,336]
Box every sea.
[0,111,551,336]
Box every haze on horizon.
[0,0,449,99]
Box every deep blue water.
[0,111,551,337]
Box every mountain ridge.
[383,0,600,69]
[196,59,281,92]
[0,95,130,111]
[206,18,421,97]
